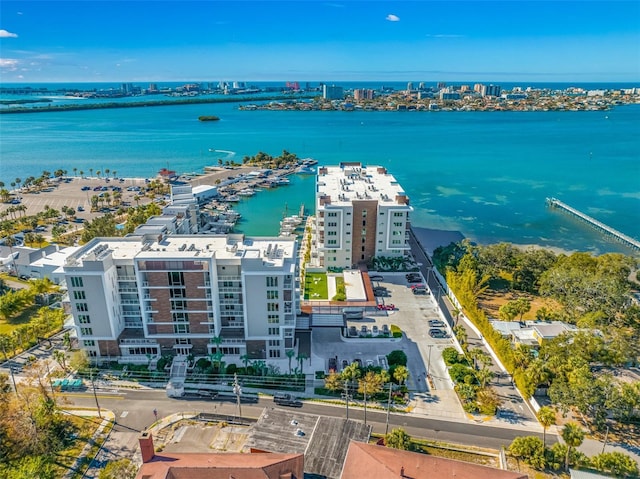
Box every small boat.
[223,195,240,202]
[237,188,255,197]
[297,165,316,175]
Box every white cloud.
[426,34,463,38]
[0,29,18,38]
[0,58,19,70]
[385,14,400,22]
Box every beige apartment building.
[314,162,412,270]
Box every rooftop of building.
[136,451,303,479]
[316,162,411,208]
[245,408,371,479]
[340,441,529,479]
[64,234,297,269]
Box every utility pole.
[385,382,393,435]
[233,373,242,419]
[342,380,351,420]
[427,344,433,382]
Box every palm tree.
[89,168,93,178]
[105,168,110,178]
[73,167,78,177]
[286,349,296,375]
[537,406,556,447]
[239,353,251,373]
[296,353,308,375]
[393,365,409,386]
[79,170,84,178]
[96,170,101,180]
[112,170,117,178]
[561,422,585,470]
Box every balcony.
[118,275,136,282]
[120,338,157,345]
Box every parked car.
[274,393,302,407]
[369,275,384,281]
[81,186,91,191]
[429,328,448,338]
[405,273,421,280]
[77,206,84,211]
[429,320,445,328]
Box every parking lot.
[310,272,458,394]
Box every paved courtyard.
[308,272,466,419]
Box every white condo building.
[314,162,413,269]
[63,234,299,363]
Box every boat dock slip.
[546,197,640,252]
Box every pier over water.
[546,197,640,253]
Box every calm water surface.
[1,101,639,254]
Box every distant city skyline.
[0,1,639,83]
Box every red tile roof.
[340,442,528,479]
[136,451,304,479]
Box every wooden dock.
[546,197,640,252]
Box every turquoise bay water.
[1,102,639,254]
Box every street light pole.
[342,380,351,420]
[427,344,433,382]
[233,373,242,419]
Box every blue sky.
[1,1,639,83]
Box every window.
[268,327,279,335]
[393,212,404,217]
[393,222,403,227]
[78,314,90,324]
[170,288,185,298]
[268,314,280,324]
[327,240,337,245]
[76,303,88,312]
[267,302,279,312]
[362,220,366,226]
[361,228,367,235]
[80,327,93,336]
[362,210,367,217]
[392,240,402,245]
[361,238,366,243]
[70,277,83,288]
[73,290,86,300]
[266,277,278,287]
[362,246,366,252]
[269,350,281,358]
[327,231,337,236]
[327,212,337,217]
[83,340,95,347]
[168,271,184,286]
[172,312,189,322]
[392,230,402,235]
[268,340,281,347]
[267,290,279,300]
[327,222,337,227]
[88,351,97,357]
[174,323,189,334]
[172,300,187,310]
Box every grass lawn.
[0,304,40,335]
[53,413,108,478]
[478,286,561,321]
[304,272,328,300]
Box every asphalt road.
[61,388,555,451]
[408,228,538,425]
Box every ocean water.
[1,97,639,255]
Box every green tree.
[386,350,407,367]
[285,349,296,375]
[385,427,412,450]
[392,365,409,385]
[561,422,585,470]
[590,451,639,477]
[508,436,546,469]
[324,371,343,392]
[499,298,531,321]
[536,406,556,447]
[98,458,137,479]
